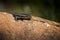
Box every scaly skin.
[7,11,31,20]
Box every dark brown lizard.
[9,11,31,21]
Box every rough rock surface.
[0,12,60,40]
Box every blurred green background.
[0,0,60,22]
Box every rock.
[0,12,60,40]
